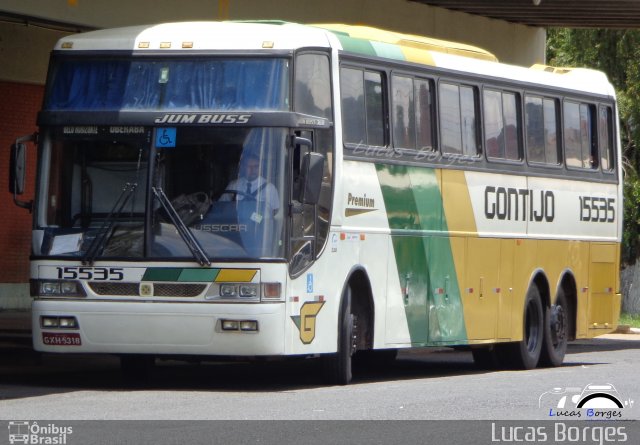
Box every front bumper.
[32,299,285,356]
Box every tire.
[324,285,356,385]
[501,286,544,370]
[539,289,569,367]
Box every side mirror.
[9,134,36,212]
[9,142,26,195]
[299,152,324,205]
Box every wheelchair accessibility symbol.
[156,128,177,148]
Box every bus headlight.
[220,284,237,297]
[239,284,259,298]
[209,283,261,301]
[32,280,86,298]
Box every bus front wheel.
[323,285,356,385]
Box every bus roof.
[54,21,615,98]
[312,23,498,62]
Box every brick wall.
[0,81,43,283]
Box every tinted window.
[341,67,385,146]
[295,54,332,119]
[599,106,615,171]
[415,79,434,151]
[525,95,559,165]
[440,83,462,154]
[392,75,416,149]
[484,90,521,161]
[564,101,596,169]
[365,71,385,146]
[340,68,366,144]
[440,82,479,156]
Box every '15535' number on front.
[56,267,124,281]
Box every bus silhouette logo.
[8,421,29,444]
[539,384,634,410]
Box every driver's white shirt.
[219,177,280,212]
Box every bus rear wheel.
[539,289,569,367]
[324,285,356,385]
[501,286,544,370]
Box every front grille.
[89,282,139,296]
[88,282,207,297]
[153,283,207,297]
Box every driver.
[219,153,280,215]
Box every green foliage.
[547,29,640,263]
[624,172,640,261]
[619,312,640,328]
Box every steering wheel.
[222,189,256,201]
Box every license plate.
[42,332,82,346]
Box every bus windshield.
[36,126,287,261]
[45,57,290,111]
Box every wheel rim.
[550,304,566,347]
[525,299,541,353]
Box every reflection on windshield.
[151,127,286,259]
[46,58,289,112]
[36,127,286,261]
[36,130,148,259]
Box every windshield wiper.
[152,186,211,266]
[82,182,137,265]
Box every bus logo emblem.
[291,301,325,344]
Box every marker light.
[41,317,59,328]
[58,317,79,329]
[262,283,282,299]
[240,320,258,332]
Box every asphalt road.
[0,335,638,421]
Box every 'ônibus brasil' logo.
[8,421,73,444]
[291,302,325,344]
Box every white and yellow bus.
[10,21,621,384]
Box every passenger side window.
[564,100,597,169]
[340,67,385,146]
[483,89,522,161]
[392,75,435,152]
[599,105,615,172]
[525,95,559,165]
[439,82,480,156]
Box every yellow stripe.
[400,47,435,66]
[440,170,477,235]
[215,269,257,283]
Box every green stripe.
[376,164,467,345]
[178,268,220,282]
[142,268,220,282]
[371,41,406,61]
[142,268,182,282]
[333,34,377,56]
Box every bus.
[10,21,622,384]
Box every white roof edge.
[55,21,334,52]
